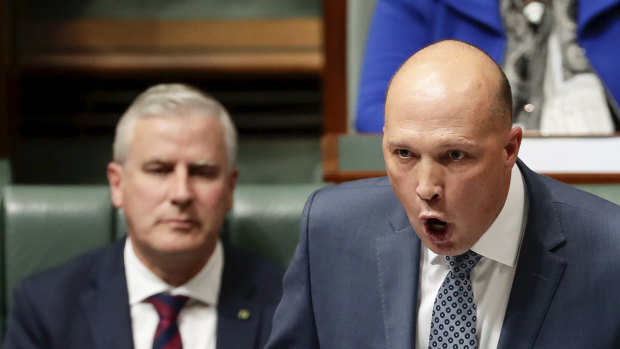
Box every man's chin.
[422,238,469,257]
[156,237,205,253]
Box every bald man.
[266,40,620,348]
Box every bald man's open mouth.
[422,217,451,243]
[426,218,447,234]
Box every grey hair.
[113,83,237,170]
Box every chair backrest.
[225,184,323,268]
[0,182,325,343]
[1,185,118,333]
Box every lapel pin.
[237,309,251,320]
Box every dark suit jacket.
[3,239,283,349]
[266,160,620,348]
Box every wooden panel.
[20,51,322,74]
[17,18,323,73]
[324,171,620,185]
[321,0,348,133]
[19,19,321,50]
[0,0,13,157]
[543,173,620,184]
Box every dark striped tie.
[148,293,189,349]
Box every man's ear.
[505,126,523,167]
[107,162,124,208]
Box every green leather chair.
[0,182,325,345]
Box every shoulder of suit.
[305,176,402,221]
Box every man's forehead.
[386,72,499,134]
[385,130,478,148]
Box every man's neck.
[132,241,216,287]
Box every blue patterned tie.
[428,250,482,349]
[148,293,189,349]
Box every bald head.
[381,40,522,256]
[385,40,512,130]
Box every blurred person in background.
[4,83,283,349]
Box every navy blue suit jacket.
[266,160,620,348]
[4,239,283,349]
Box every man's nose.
[415,161,443,201]
[170,167,193,207]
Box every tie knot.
[445,250,482,278]
[148,293,189,321]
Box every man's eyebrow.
[189,160,218,167]
[142,158,171,166]
[385,138,478,149]
[441,140,477,148]
[385,140,411,149]
[140,159,218,167]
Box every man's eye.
[397,149,412,158]
[145,166,172,175]
[449,150,465,161]
[190,167,218,178]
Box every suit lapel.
[216,246,261,349]
[497,161,567,348]
[217,294,261,349]
[81,240,134,349]
[376,207,420,349]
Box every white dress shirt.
[124,238,223,349]
[416,165,528,349]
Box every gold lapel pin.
[237,309,251,320]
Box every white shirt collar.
[470,164,527,267]
[427,164,527,267]
[124,237,223,306]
